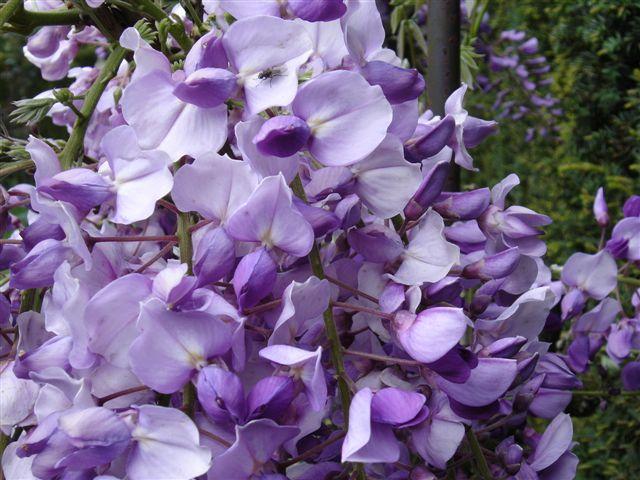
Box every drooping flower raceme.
[2,2,636,480]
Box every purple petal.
[128,405,211,480]
[341,388,400,463]
[254,115,311,158]
[530,413,573,471]
[289,0,346,22]
[392,307,468,363]
[593,187,609,227]
[232,247,277,310]
[561,251,617,299]
[404,160,450,221]
[196,365,246,423]
[129,298,233,393]
[293,70,393,166]
[193,226,236,287]
[173,68,236,108]
[226,174,314,257]
[370,388,425,426]
[209,419,299,480]
[438,357,518,407]
[360,61,425,104]
[433,188,491,220]
[172,152,258,223]
[247,376,295,420]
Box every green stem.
[465,426,493,480]
[0,160,35,179]
[59,45,126,170]
[0,0,21,28]
[180,0,203,29]
[289,175,364,480]
[5,5,82,33]
[177,212,193,274]
[467,0,490,45]
[137,0,193,51]
[618,275,640,288]
[177,208,194,414]
[0,431,9,467]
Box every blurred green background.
[1,0,639,477]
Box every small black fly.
[257,67,284,86]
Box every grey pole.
[426,0,461,190]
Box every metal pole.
[427,0,461,190]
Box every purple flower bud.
[433,188,491,220]
[193,226,236,287]
[404,160,450,221]
[10,239,73,289]
[480,336,527,358]
[427,346,478,384]
[463,247,520,280]
[289,0,347,22]
[38,169,113,213]
[184,31,228,74]
[360,61,425,104]
[173,68,237,108]
[232,247,277,310]
[347,224,403,263]
[623,195,640,217]
[247,375,295,420]
[561,288,586,321]
[593,187,609,227]
[519,37,539,55]
[197,365,246,423]
[500,30,526,42]
[404,115,455,162]
[20,219,65,251]
[462,117,498,148]
[253,115,311,158]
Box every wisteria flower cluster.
[0,1,638,480]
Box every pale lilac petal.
[226,174,314,257]
[259,345,327,411]
[86,273,152,368]
[561,251,617,299]
[438,357,518,407]
[350,135,421,218]
[370,388,425,425]
[25,136,61,186]
[530,413,573,471]
[393,308,468,363]
[341,0,385,62]
[172,152,258,224]
[341,388,400,463]
[101,125,173,224]
[128,405,211,480]
[122,71,227,159]
[129,298,233,393]
[389,210,460,285]
[235,116,300,182]
[209,419,299,480]
[292,70,393,166]
[413,417,465,469]
[269,277,331,346]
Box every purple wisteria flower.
[2,3,637,480]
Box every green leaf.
[390,5,405,34]
[406,19,428,57]
[9,97,56,125]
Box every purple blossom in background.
[0,1,638,479]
